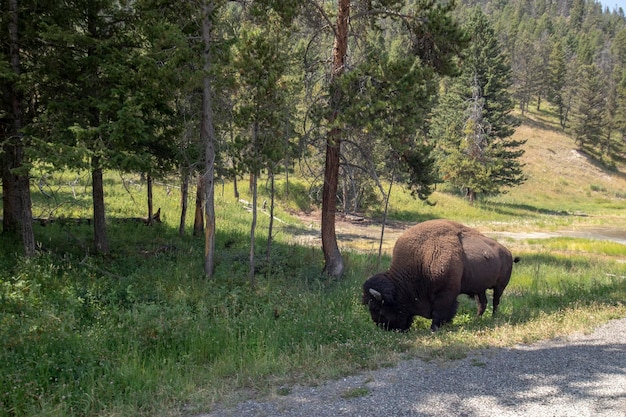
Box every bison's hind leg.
[492,286,505,315]
[476,292,488,316]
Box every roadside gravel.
[201,317,626,417]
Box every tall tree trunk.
[249,172,257,287]
[92,157,109,254]
[321,0,349,278]
[233,174,239,199]
[1,149,18,233]
[377,166,395,270]
[146,174,154,225]
[536,95,541,111]
[249,118,260,286]
[284,126,290,199]
[85,7,108,255]
[201,0,217,278]
[266,168,275,263]
[193,175,204,236]
[3,0,35,256]
[467,188,476,205]
[3,0,19,234]
[179,170,189,236]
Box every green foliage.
[230,12,294,176]
[335,34,441,202]
[572,63,606,152]
[430,7,525,202]
[458,0,626,163]
[547,40,568,127]
[406,0,469,76]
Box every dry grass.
[497,111,626,224]
[378,108,626,234]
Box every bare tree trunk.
[321,0,349,278]
[284,121,290,199]
[146,174,154,225]
[92,157,109,254]
[377,167,395,270]
[249,117,261,286]
[266,167,275,263]
[233,174,239,199]
[467,189,476,205]
[201,0,217,277]
[3,0,35,256]
[3,0,20,236]
[536,95,541,111]
[179,170,189,235]
[193,175,204,236]
[249,172,257,287]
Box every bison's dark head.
[362,274,413,332]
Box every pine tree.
[570,0,585,30]
[547,40,568,127]
[615,72,626,144]
[231,11,294,285]
[571,63,606,153]
[305,0,466,277]
[30,0,181,254]
[431,7,525,203]
[0,0,35,255]
[512,35,540,115]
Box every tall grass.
[1,170,626,416]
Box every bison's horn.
[369,288,382,301]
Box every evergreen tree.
[302,0,466,277]
[615,72,626,145]
[570,0,585,30]
[547,39,568,127]
[31,0,180,254]
[335,31,447,202]
[431,7,525,203]
[0,0,35,255]
[571,63,607,153]
[512,35,540,114]
[231,11,294,284]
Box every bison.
[362,219,519,331]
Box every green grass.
[3,134,626,417]
[340,386,370,399]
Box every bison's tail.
[513,256,520,263]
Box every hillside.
[504,111,626,220]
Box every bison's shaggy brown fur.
[362,219,517,331]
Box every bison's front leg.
[430,297,458,331]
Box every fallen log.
[24,208,162,227]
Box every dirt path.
[287,211,626,252]
[287,211,408,253]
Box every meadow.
[2,113,626,417]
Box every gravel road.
[202,318,626,417]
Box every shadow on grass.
[521,112,564,134]
[477,201,581,217]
